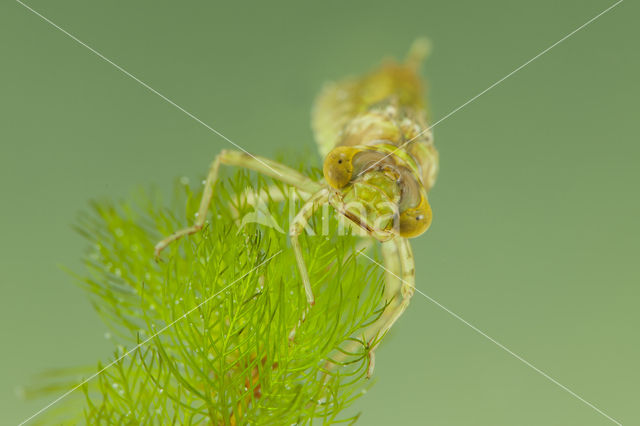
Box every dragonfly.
[155,39,439,377]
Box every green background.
[1,0,638,424]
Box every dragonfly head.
[323,146,432,239]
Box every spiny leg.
[154,149,323,257]
[322,239,403,378]
[288,189,330,341]
[362,240,405,376]
[366,237,415,377]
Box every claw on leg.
[322,238,415,379]
[365,239,415,376]
[154,155,220,258]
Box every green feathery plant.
[28,166,389,425]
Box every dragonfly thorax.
[340,169,402,240]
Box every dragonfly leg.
[380,240,402,302]
[288,189,330,341]
[366,237,415,378]
[321,239,402,377]
[154,149,322,257]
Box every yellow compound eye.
[323,147,358,189]
[399,196,432,238]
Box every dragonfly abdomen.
[312,40,438,191]
[337,102,438,192]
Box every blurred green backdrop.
[1,0,638,424]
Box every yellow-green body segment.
[314,38,438,239]
[156,39,439,378]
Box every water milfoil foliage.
[64,169,386,424]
